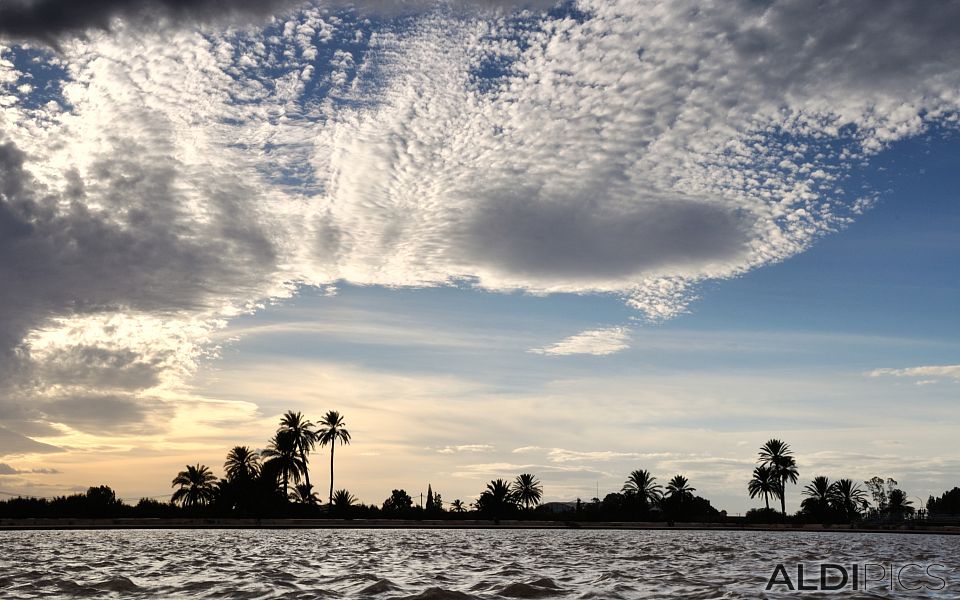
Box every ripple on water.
[0,529,957,599]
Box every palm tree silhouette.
[262,429,305,499]
[666,474,695,499]
[622,469,662,512]
[317,410,351,505]
[224,446,261,483]
[450,499,466,513]
[886,488,914,519]
[332,489,356,509]
[171,464,217,507]
[830,478,867,521]
[758,439,799,516]
[800,475,832,517]
[280,411,317,495]
[747,465,779,511]
[292,483,321,505]
[514,473,543,510]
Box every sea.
[1,528,957,598]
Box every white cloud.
[528,327,632,356]
[868,365,960,383]
[435,444,495,454]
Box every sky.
[0,0,958,514]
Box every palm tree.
[224,446,261,483]
[801,476,831,512]
[830,478,868,521]
[450,499,466,513]
[476,478,516,517]
[622,469,662,511]
[292,482,321,505]
[759,439,799,515]
[748,465,779,511]
[886,489,914,519]
[317,410,351,505]
[171,464,217,507]
[666,474,695,500]
[280,411,317,494]
[514,473,543,510]
[261,429,305,498]
[332,489,356,508]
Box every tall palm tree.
[261,429,305,498]
[224,446,261,483]
[171,464,217,507]
[280,411,317,494]
[829,478,868,521]
[317,410,351,505]
[759,439,799,515]
[622,469,662,511]
[450,499,466,513]
[666,474,695,500]
[514,473,543,510]
[748,465,779,511]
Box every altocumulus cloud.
[1,0,960,447]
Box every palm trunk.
[303,453,311,497]
[780,478,787,516]
[765,495,769,511]
[329,442,335,505]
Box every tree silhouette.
[332,489,356,509]
[317,410,351,505]
[476,478,517,518]
[830,478,867,521]
[886,488,914,519]
[748,465,779,512]
[224,446,261,483]
[758,439,799,516]
[622,469,662,512]
[666,474,695,499]
[383,489,413,514]
[450,499,466,513]
[262,429,305,499]
[292,483,321,505]
[280,411,317,496]
[514,473,543,510]
[171,464,217,507]
[800,475,832,519]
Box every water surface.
[1,528,957,598]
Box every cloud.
[868,365,960,383]
[0,426,62,456]
[529,327,632,356]
[0,462,60,475]
[0,0,555,45]
[435,444,495,454]
[1,1,960,441]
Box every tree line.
[2,429,959,524]
[746,438,923,523]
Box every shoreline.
[1,518,957,534]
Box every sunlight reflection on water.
[0,528,957,598]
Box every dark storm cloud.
[0,0,556,45]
